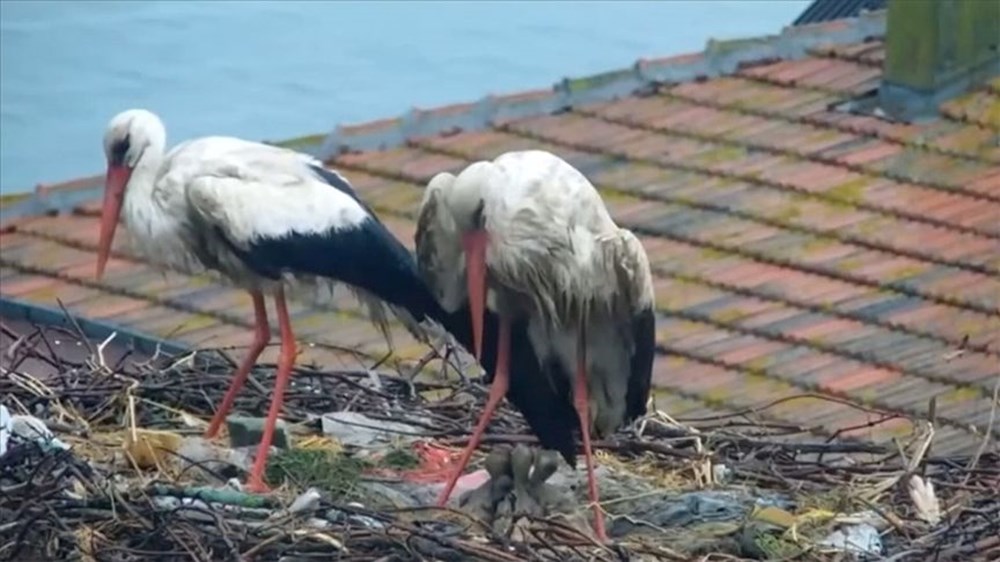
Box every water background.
[1,0,808,192]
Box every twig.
[963,373,1000,487]
[3,318,999,561]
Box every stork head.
[97,109,166,280]
[421,173,469,312]
[441,161,496,362]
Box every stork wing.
[626,305,655,422]
[182,145,446,333]
[183,161,371,254]
[603,228,655,422]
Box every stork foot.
[244,476,273,494]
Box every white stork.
[415,150,656,542]
[97,108,453,493]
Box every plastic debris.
[819,523,883,556]
[663,491,783,528]
[0,408,69,455]
[122,429,183,469]
[175,437,257,476]
[278,487,323,518]
[833,510,891,530]
[325,504,385,530]
[227,416,290,450]
[0,404,10,456]
[712,463,732,484]
[148,484,275,508]
[749,505,796,529]
[320,411,427,448]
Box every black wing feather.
[308,164,363,203]
[441,303,580,467]
[220,164,447,324]
[229,163,584,466]
[625,305,656,422]
[227,216,446,324]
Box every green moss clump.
[265,448,372,500]
[753,532,803,559]
[826,177,869,208]
[380,447,420,470]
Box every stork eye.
[110,135,131,166]
[472,200,485,228]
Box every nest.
[1,317,998,561]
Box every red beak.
[462,229,488,361]
[96,164,131,280]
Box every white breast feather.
[122,172,207,275]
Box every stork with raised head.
[415,150,656,542]
[97,108,455,492]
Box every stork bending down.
[97,109,451,492]
[415,150,656,542]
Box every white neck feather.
[121,147,183,274]
[122,135,167,237]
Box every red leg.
[573,327,608,543]
[204,291,270,439]
[245,288,297,493]
[435,316,511,506]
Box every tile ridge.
[316,11,887,160]
[0,255,406,368]
[0,174,103,225]
[318,160,999,358]
[657,84,998,166]
[5,226,420,342]
[8,233,991,437]
[1,12,888,224]
[409,135,1000,277]
[571,105,1000,205]
[0,141,327,224]
[0,294,190,358]
[332,151,1000,319]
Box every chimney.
[879,0,1000,122]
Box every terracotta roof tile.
[2,272,65,298]
[73,293,154,320]
[125,310,221,342]
[4,36,998,455]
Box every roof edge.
[0,174,105,224]
[0,10,887,225]
[0,136,330,224]
[0,295,191,358]
[316,9,886,160]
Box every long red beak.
[462,229,488,361]
[96,164,131,280]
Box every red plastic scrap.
[367,441,462,484]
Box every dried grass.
[1,318,997,561]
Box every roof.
[2,12,999,458]
[793,0,886,26]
